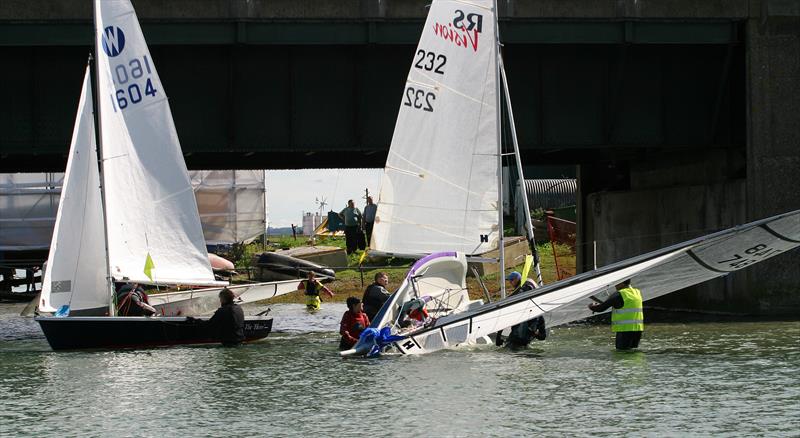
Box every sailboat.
[343,0,800,357]
[34,0,272,350]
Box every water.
[1,302,798,437]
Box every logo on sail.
[101,26,126,57]
[432,10,484,52]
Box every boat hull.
[150,280,299,316]
[254,252,335,281]
[35,316,272,350]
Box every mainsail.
[383,210,800,355]
[94,0,221,286]
[371,0,500,256]
[39,68,109,315]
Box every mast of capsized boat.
[493,0,506,299]
[89,0,117,316]
[499,58,543,287]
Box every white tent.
[0,170,267,251]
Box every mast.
[493,0,506,299]
[89,4,116,316]
[500,58,543,286]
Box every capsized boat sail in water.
[35,0,273,349]
[347,210,800,356]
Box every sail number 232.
[108,56,158,112]
[414,50,447,74]
[404,87,436,112]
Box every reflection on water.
[1,303,798,436]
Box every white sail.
[94,0,222,286]
[384,210,800,355]
[371,0,500,256]
[39,68,110,315]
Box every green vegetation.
[222,236,577,304]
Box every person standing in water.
[588,279,644,350]
[362,271,391,321]
[339,297,370,350]
[495,271,546,348]
[298,271,334,311]
[187,288,244,346]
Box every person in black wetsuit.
[362,271,391,321]
[495,271,547,349]
[205,288,245,347]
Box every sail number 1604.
[108,56,158,112]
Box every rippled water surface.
[1,302,798,436]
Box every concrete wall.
[579,1,800,315]
[743,4,800,313]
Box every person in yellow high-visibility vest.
[588,279,644,350]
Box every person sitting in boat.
[116,282,157,316]
[362,271,391,321]
[298,271,334,311]
[339,297,370,350]
[495,271,547,348]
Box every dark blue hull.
[35,316,272,350]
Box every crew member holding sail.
[362,272,391,321]
[588,279,644,350]
[495,271,547,348]
[298,271,334,311]
[339,297,370,350]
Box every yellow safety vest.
[611,287,644,332]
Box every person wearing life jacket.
[339,297,370,350]
[116,282,157,316]
[588,279,644,350]
[495,271,546,348]
[298,271,334,311]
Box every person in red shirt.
[339,297,370,350]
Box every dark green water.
[1,302,798,437]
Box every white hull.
[150,280,299,316]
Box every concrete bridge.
[1,0,798,314]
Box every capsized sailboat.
[343,0,800,357]
[349,210,800,356]
[35,0,271,350]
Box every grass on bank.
[220,234,576,304]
